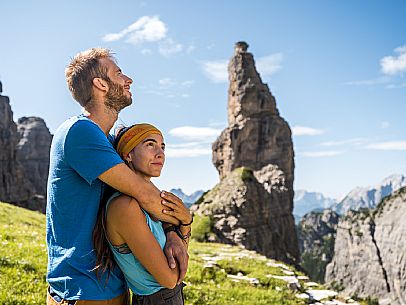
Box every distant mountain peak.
[332,174,406,214]
[169,188,205,207]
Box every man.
[46,48,188,304]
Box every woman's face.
[127,133,165,180]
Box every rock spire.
[193,42,299,264]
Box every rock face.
[325,187,406,304]
[0,94,34,203]
[0,86,51,213]
[193,42,299,264]
[297,209,339,283]
[16,117,52,196]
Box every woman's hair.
[92,124,162,282]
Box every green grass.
[0,202,47,304]
[0,201,308,305]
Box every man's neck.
[82,104,118,136]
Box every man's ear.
[92,77,108,92]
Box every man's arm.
[99,163,179,224]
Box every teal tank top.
[106,192,166,295]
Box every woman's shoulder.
[107,193,143,219]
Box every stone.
[297,209,340,282]
[193,42,299,265]
[306,289,338,301]
[0,86,51,213]
[16,116,52,196]
[325,187,406,305]
[0,94,34,204]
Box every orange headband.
[116,123,162,158]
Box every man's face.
[100,58,133,112]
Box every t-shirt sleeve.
[65,120,123,185]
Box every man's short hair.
[65,48,114,107]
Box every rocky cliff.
[325,187,406,304]
[297,209,339,283]
[16,116,52,197]
[0,83,51,212]
[192,42,299,264]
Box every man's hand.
[164,231,189,284]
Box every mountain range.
[331,174,406,214]
[294,174,406,219]
[169,188,205,207]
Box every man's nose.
[125,75,133,84]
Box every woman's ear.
[125,154,132,163]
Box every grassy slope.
[0,202,306,305]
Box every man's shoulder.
[54,115,102,141]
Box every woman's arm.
[99,163,179,225]
[107,195,179,289]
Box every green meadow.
[0,201,308,305]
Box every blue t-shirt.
[106,192,166,296]
[46,115,125,300]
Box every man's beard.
[104,79,132,112]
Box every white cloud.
[202,53,284,83]
[380,45,406,75]
[381,121,390,129]
[320,138,367,147]
[102,16,167,45]
[158,77,176,88]
[385,82,406,89]
[165,142,212,158]
[302,151,344,158]
[143,78,195,98]
[165,146,212,158]
[169,126,222,141]
[202,60,228,83]
[256,53,284,77]
[344,76,390,86]
[366,141,406,151]
[292,126,324,136]
[141,49,152,55]
[186,45,196,53]
[159,38,183,56]
[181,80,195,87]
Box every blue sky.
[1,1,405,199]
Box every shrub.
[192,215,214,242]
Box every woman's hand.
[160,191,192,225]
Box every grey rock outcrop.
[325,187,406,304]
[16,117,52,196]
[0,94,34,203]
[193,42,299,264]
[0,87,51,213]
[297,209,339,283]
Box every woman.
[93,123,192,305]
